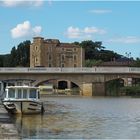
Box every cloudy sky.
[0,0,140,58]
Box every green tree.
[0,40,30,67]
[131,57,140,67]
[80,40,104,59]
[79,40,121,62]
[15,40,30,67]
[85,59,103,67]
[10,46,17,66]
[3,54,11,67]
[0,55,4,67]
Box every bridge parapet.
[0,67,140,74]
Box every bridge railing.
[0,67,27,72]
[129,67,140,73]
[27,67,130,73]
[0,67,140,73]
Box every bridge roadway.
[0,67,140,96]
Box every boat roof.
[6,86,38,89]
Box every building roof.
[44,39,60,44]
[97,60,134,67]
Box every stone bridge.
[0,67,140,96]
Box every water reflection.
[13,97,140,139]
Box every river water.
[13,96,140,139]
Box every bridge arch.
[34,78,82,95]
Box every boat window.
[23,89,27,98]
[17,89,22,99]
[8,88,15,98]
[29,89,37,98]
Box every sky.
[0,0,140,58]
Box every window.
[29,89,37,98]
[74,64,77,67]
[74,48,77,51]
[61,63,64,67]
[74,55,77,61]
[8,89,15,98]
[48,54,51,60]
[34,57,38,64]
[17,89,22,99]
[49,63,52,67]
[61,55,65,61]
[23,89,27,99]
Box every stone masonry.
[30,37,85,67]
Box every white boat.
[2,86,44,114]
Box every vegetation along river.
[13,96,140,139]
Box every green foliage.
[121,86,140,96]
[106,79,124,96]
[0,40,30,67]
[3,54,11,67]
[85,59,103,67]
[131,58,140,67]
[80,40,104,60]
[0,55,4,67]
[16,41,30,66]
[79,40,121,62]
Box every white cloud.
[0,0,43,7]
[107,36,140,44]
[65,26,106,39]
[89,9,112,14]
[32,26,42,35]
[66,26,81,39]
[84,27,106,34]
[11,21,42,39]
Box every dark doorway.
[105,79,124,96]
[58,81,68,89]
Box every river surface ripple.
[13,97,140,139]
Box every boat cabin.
[5,86,39,100]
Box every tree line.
[76,40,122,67]
[0,40,30,67]
[0,39,139,67]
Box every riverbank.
[0,101,19,139]
[40,93,81,98]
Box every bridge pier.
[92,82,106,96]
[82,82,106,96]
[82,83,93,96]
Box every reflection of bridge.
[0,67,140,96]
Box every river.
[13,96,140,139]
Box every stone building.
[30,37,85,67]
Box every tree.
[14,40,30,67]
[131,58,140,67]
[85,59,103,67]
[80,40,104,59]
[10,46,17,67]
[2,40,31,67]
[0,55,4,67]
[79,40,121,61]
[3,54,11,67]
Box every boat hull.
[3,100,44,114]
